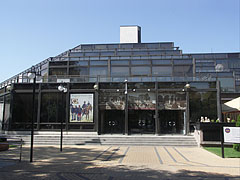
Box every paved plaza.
[0,145,239,180]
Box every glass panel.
[69,52,84,57]
[89,67,108,76]
[70,61,88,66]
[111,60,129,65]
[12,93,38,123]
[49,61,67,66]
[3,95,11,130]
[0,97,4,130]
[131,60,150,65]
[49,68,67,75]
[152,60,171,65]
[69,67,88,75]
[90,61,108,66]
[128,92,156,110]
[99,91,125,110]
[152,66,172,76]
[131,66,151,75]
[40,93,66,123]
[128,82,155,89]
[190,91,217,123]
[218,78,235,92]
[100,83,125,89]
[173,65,193,76]
[173,59,192,64]
[111,67,129,76]
[158,92,186,110]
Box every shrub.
[211,119,215,123]
[216,119,220,123]
[231,119,236,123]
[233,115,240,152]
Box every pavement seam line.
[92,146,112,160]
[164,147,177,163]
[118,146,130,163]
[154,147,163,164]
[104,147,120,161]
[173,147,189,162]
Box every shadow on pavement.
[0,146,239,180]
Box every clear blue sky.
[0,0,239,83]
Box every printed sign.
[70,94,94,123]
[223,127,240,143]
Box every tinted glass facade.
[0,42,239,135]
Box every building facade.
[0,26,240,135]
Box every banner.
[70,94,94,123]
[223,127,240,143]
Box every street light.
[184,83,191,135]
[28,67,41,162]
[58,84,67,152]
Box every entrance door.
[101,110,124,134]
[159,110,184,134]
[129,110,155,134]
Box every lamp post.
[184,83,190,135]
[124,79,128,135]
[28,67,41,162]
[58,84,67,152]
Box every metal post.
[186,90,190,135]
[217,80,222,122]
[220,125,224,158]
[30,74,36,162]
[60,91,63,152]
[124,80,128,135]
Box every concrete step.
[3,134,197,146]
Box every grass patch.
[9,145,18,148]
[204,146,240,158]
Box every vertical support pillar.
[95,84,99,135]
[217,80,222,122]
[155,82,160,135]
[30,75,36,162]
[37,84,41,130]
[65,83,70,131]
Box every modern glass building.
[0,26,239,135]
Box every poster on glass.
[70,94,94,122]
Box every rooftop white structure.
[120,25,141,43]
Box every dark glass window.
[3,95,11,130]
[131,60,150,65]
[173,59,192,65]
[190,92,217,122]
[69,67,88,76]
[49,68,67,76]
[89,67,108,76]
[90,61,108,66]
[131,66,151,75]
[111,67,129,76]
[152,60,171,65]
[0,97,3,129]
[12,93,38,123]
[152,66,172,76]
[111,60,129,65]
[40,93,66,123]
[49,61,68,66]
[173,66,193,76]
[70,61,88,66]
